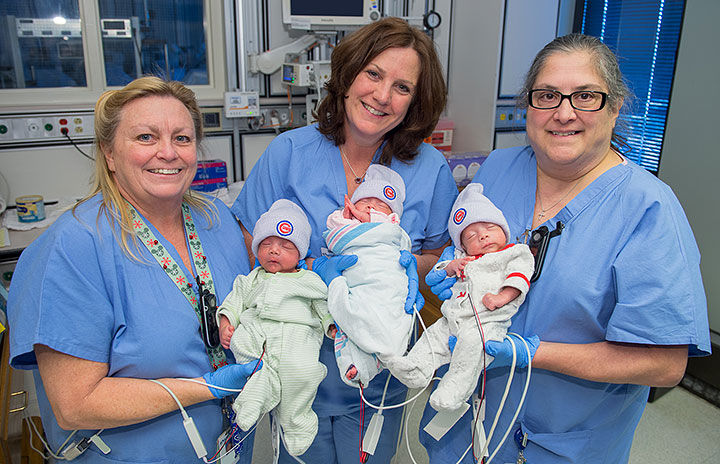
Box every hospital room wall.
[658,0,719,334]
[443,1,505,153]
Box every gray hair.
[518,33,633,152]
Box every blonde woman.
[8,77,260,462]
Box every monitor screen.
[290,1,363,17]
[282,0,380,29]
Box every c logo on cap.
[453,208,466,225]
[383,185,396,201]
[276,220,293,236]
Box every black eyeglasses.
[527,221,564,282]
[196,275,220,349]
[528,89,608,112]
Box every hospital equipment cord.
[357,304,439,411]
[151,377,264,463]
[62,131,94,161]
[468,293,488,462]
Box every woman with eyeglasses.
[422,33,710,463]
[7,77,261,462]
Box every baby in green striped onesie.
[216,199,334,457]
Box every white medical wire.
[178,377,244,393]
[484,334,532,464]
[465,335,517,463]
[358,303,439,411]
[151,379,267,463]
[24,412,77,460]
[150,379,191,419]
[206,413,266,464]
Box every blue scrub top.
[422,146,710,463]
[8,195,251,463]
[232,124,458,415]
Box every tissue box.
[445,152,489,187]
[192,160,228,192]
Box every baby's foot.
[385,357,432,388]
[345,365,358,380]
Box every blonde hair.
[75,76,217,259]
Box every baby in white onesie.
[386,184,534,411]
[323,164,413,387]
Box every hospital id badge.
[216,427,241,464]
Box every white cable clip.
[362,412,385,456]
[89,432,111,454]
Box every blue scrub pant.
[278,405,405,463]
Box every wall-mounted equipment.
[100,19,132,38]
[282,0,380,30]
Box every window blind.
[579,0,685,173]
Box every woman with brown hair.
[233,16,458,463]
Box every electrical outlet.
[26,118,42,137]
[0,119,10,139]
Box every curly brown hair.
[315,17,447,165]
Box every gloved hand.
[312,254,358,286]
[399,250,424,314]
[297,257,308,270]
[202,360,263,398]
[485,334,540,369]
[424,245,457,301]
[448,335,457,353]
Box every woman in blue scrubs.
[8,77,260,463]
[422,34,711,463]
[233,17,458,463]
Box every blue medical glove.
[202,360,263,398]
[399,250,424,314]
[312,254,358,286]
[448,335,457,353]
[485,334,540,369]
[425,245,457,301]
[297,257,307,270]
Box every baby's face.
[461,222,507,256]
[257,236,300,273]
[354,197,392,215]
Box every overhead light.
[53,16,67,25]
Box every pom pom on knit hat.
[350,164,406,216]
[448,183,511,252]
[251,199,311,259]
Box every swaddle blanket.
[324,221,413,361]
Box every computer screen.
[282,0,380,29]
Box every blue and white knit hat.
[350,164,406,216]
[251,199,311,259]
[448,183,510,252]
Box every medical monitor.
[282,0,381,30]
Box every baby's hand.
[444,257,474,277]
[219,315,235,349]
[344,195,371,223]
[328,324,338,338]
[342,195,354,220]
[482,292,503,310]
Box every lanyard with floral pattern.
[129,202,227,369]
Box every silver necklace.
[339,145,367,184]
[536,177,583,221]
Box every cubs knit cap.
[251,199,311,259]
[448,183,511,252]
[350,164,406,216]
